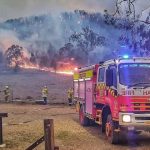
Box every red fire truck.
[73,57,150,144]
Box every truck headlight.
[122,115,131,123]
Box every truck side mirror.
[106,69,113,87]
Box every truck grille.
[135,117,150,120]
[131,102,150,111]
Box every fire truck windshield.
[119,63,150,86]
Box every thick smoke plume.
[0,11,118,66]
[0,8,149,70]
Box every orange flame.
[19,63,74,75]
[8,55,76,75]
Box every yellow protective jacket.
[4,88,10,97]
[67,89,73,99]
[42,88,48,98]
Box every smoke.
[0,0,149,22]
[0,11,131,67]
[89,46,112,63]
[0,0,149,69]
[0,29,30,64]
[0,0,116,22]
[0,30,20,52]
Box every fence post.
[0,113,8,147]
[44,119,55,150]
[0,117,3,145]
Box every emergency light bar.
[118,55,130,59]
[123,55,129,59]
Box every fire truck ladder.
[95,110,102,125]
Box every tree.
[104,0,150,57]
[5,45,24,71]
[58,43,74,59]
[69,27,106,64]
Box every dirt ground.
[0,103,149,150]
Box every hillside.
[0,10,149,69]
[0,11,130,65]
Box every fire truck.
[73,56,150,144]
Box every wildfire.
[6,46,75,75]
[20,63,74,75]
[54,70,73,75]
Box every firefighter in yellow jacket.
[4,86,10,102]
[42,86,48,104]
[67,88,73,106]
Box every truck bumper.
[119,112,150,132]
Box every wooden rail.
[26,136,44,150]
[26,119,59,150]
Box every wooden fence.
[26,119,59,150]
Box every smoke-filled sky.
[0,0,149,22]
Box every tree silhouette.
[69,27,106,64]
[104,0,150,56]
[5,45,24,71]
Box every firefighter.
[4,86,10,102]
[67,88,73,106]
[42,86,48,104]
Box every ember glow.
[4,40,76,75]
[7,53,75,75]
[19,62,74,75]
[52,70,73,75]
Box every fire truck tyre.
[101,114,107,133]
[105,114,119,144]
[90,120,96,126]
[79,106,90,126]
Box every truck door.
[85,79,93,114]
[79,81,85,101]
[96,67,105,103]
[73,81,79,98]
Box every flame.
[54,70,73,75]
[19,62,74,75]
[8,53,75,75]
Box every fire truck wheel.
[101,114,107,133]
[79,105,90,126]
[105,114,119,144]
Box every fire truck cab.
[73,57,150,144]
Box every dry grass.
[0,70,72,103]
[0,104,150,150]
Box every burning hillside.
[0,8,149,73]
[2,44,76,75]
